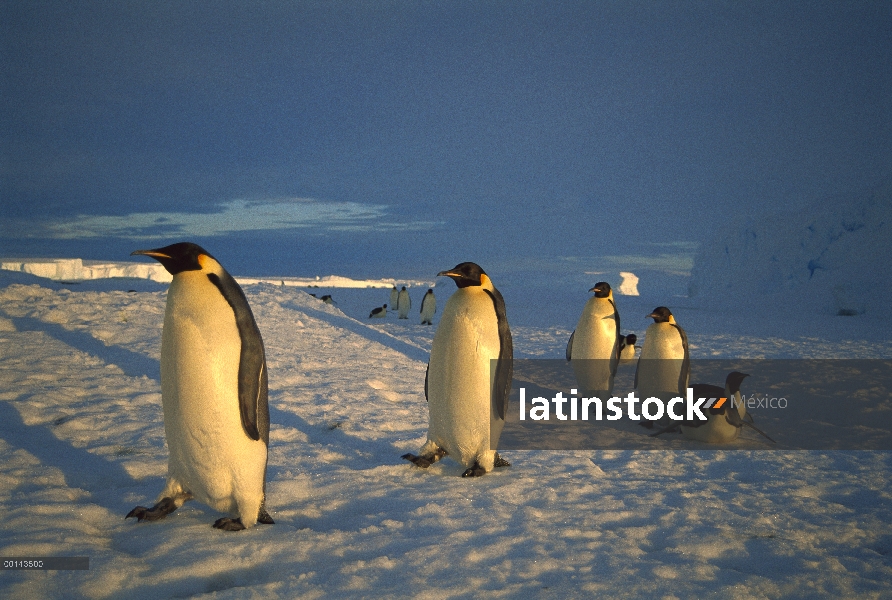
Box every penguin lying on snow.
[402,262,513,477]
[127,242,274,531]
[369,304,387,318]
[649,371,775,443]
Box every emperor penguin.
[370,304,387,318]
[126,242,273,531]
[398,286,411,319]
[619,334,638,364]
[389,286,399,311]
[650,372,775,443]
[565,282,621,396]
[635,307,689,428]
[402,262,513,477]
[420,288,436,325]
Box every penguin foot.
[402,448,447,468]
[213,517,246,531]
[126,496,179,522]
[257,506,275,525]
[494,453,511,468]
[461,462,487,478]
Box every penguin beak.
[437,270,459,278]
[646,312,658,319]
[131,249,170,259]
[588,286,598,293]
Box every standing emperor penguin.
[619,334,638,364]
[126,242,273,531]
[420,288,436,325]
[389,286,399,311]
[398,286,412,319]
[566,282,621,396]
[650,372,775,444]
[635,307,689,428]
[402,262,513,477]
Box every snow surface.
[1,268,891,599]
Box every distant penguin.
[370,304,387,318]
[398,286,411,319]
[420,288,437,325]
[566,282,621,396]
[635,307,689,428]
[402,262,513,477]
[389,286,399,311]
[320,294,334,304]
[650,372,775,443]
[126,242,273,531]
[619,334,638,364]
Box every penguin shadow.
[268,404,402,472]
[284,301,431,364]
[0,400,137,492]
[9,315,159,381]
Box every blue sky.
[2,1,890,284]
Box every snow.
[0,266,891,598]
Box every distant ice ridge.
[0,258,172,283]
[0,258,431,289]
[688,179,892,315]
[617,271,639,296]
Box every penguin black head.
[589,282,612,298]
[725,371,749,395]
[401,286,407,291]
[131,242,214,275]
[625,333,637,346]
[647,307,674,323]
[438,262,489,289]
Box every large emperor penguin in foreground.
[127,242,274,531]
[566,282,621,396]
[402,262,513,477]
[635,306,689,427]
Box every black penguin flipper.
[207,272,269,442]
[485,288,513,422]
[609,299,620,377]
[673,323,690,395]
[424,363,429,402]
[566,330,575,362]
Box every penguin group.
[126,241,774,532]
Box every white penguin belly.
[160,275,266,516]
[427,291,501,468]
[570,298,617,394]
[681,416,740,443]
[637,323,687,399]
